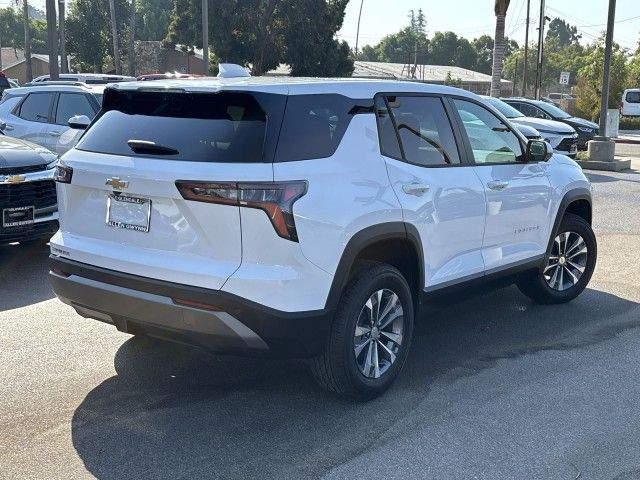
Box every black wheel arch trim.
[547,187,592,254]
[324,222,424,310]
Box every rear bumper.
[49,256,332,358]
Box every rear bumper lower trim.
[49,255,332,357]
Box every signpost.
[559,71,570,85]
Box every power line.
[578,14,640,28]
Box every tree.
[165,0,352,77]
[429,31,477,69]
[67,0,129,72]
[0,7,23,67]
[473,34,518,74]
[546,18,581,48]
[373,27,428,64]
[135,0,172,41]
[59,0,68,73]
[490,0,510,97]
[627,42,640,88]
[574,39,627,121]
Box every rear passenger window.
[275,94,355,162]
[377,95,460,166]
[18,93,54,123]
[55,93,95,125]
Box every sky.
[1,0,639,51]
[337,0,640,51]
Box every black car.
[502,98,599,149]
[0,72,10,96]
[0,127,59,245]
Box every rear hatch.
[54,85,287,290]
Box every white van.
[621,89,640,116]
[31,73,136,85]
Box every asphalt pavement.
[1,156,639,479]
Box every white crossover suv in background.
[49,77,597,399]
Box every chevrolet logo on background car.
[1,175,26,184]
[105,177,129,190]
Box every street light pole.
[354,0,364,57]
[599,0,616,138]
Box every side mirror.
[526,139,552,162]
[68,115,91,129]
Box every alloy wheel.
[544,231,588,291]
[353,289,404,379]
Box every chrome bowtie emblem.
[3,175,26,184]
[105,177,129,190]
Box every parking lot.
[1,155,639,479]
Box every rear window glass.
[275,94,356,162]
[76,91,284,162]
[626,91,640,103]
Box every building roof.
[267,61,512,85]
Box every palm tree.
[19,0,33,81]
[490,0,510,97]
[109,0,121,74]
[45,0,59,79]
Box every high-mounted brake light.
[54,165,73,184]
[175,180,307,242]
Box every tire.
[311,263,414,400]
[517,213,597,304]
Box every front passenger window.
[377,95,460,166]
[453,99,524,164]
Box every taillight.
[54,165,73,183]
[176,180,307,241]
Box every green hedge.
[619,116,640,131]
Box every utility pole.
[354,0,364,57]
[58,0,67,73]
[46,0,59,79]
[202,0,208,75]
[513,57,518,96]
[534,0,546,100]
[521,0,530,96]
[599,0,616,137]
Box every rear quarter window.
[626,91,640,104]
[275,94,361,162]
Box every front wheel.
[517,213,597,304]
[311,263,414,399]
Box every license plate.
[106,194,151,233]
[2,206,34,227]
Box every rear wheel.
[311,263,414,399]
[517,213,597,304]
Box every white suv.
[49,77,597,398]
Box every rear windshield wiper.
[127,139,179,155]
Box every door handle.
[48,131,61,137]
[402,183,430,196]
[487,180,509,191]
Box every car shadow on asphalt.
[586,171,640,184]
[71,285,639,480]
[0,242,55,311]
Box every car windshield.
[484,97,525,119]
[535,101,571,119]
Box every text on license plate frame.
[2,206,35,227]
[106,194,152,233]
